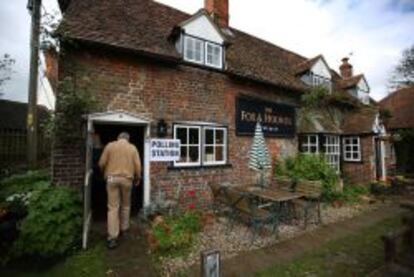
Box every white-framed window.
[204,127,227,165]
[301,135,319,154]
[303,72,332,93]
[173,124,227,167]
[184,36,204,64]
[343,136,361,162]
[174,125,201,167]
[205,42,222,69]
[324,135,340,173]
[182,35,224,69]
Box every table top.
[235,186,304,202]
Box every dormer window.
[183,34,223,69]
[184,36,204,64]
[206,42,222,68]
[302,72,332,93]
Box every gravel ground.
[159,199,388,276]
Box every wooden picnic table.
[235,186,304,203]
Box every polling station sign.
[150,139,181,162]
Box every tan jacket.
[99,139,141,180]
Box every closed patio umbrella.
[249,121,272,187]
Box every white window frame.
[301,135,319,154]
[183,36,204,65]
[343,136,361,162]
[324,135,340,173]
[205,42,223,69]
[173,125,201,167]
[203,127,227,165]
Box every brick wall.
[52,45,300,208]
[342,136,376,184]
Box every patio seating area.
[208,178,323,243]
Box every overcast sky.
[0,0,413,108]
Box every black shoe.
[107,239,118,250]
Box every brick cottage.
[50,0,394,242]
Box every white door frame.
[86,110,152,208]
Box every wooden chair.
[229,189,280,243]
[292,180,323,229]
[208,183,279,242]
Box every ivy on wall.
[44,76,99,144]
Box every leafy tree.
[0,53,15,97]
[389,44,414,90]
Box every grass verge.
[258,215,404,277]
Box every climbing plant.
[44,76,98,143]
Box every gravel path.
[159,199,392,276]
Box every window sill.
[343,159,363,163]
[168,163,233,171]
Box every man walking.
[99,132,141,249]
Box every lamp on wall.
[157,119,168,138]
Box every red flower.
[188,203,196,210]
[188,190,196,197]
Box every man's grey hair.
[118,132,130,141]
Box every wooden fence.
[0,128,50,177]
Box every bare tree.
[0,53,15,98]
[389,44,414,90]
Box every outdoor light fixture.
[157,119,168,138]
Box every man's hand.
[134,177,141,186]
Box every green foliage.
[336,185,370,203]
[275,154,339,201]
[152,211,201,257]
[44,77,98,141]
[0,171,50,201]
[389,44,414,89]
[301,86,330,107]
[11,186,82,259]
[301,86,359,109]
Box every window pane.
[216,129,224,144]
[310,135,317,143]
[189,146,199,162]
[195,40,203,62]
[179,146,187,163]
[216,146,224,161]
[176,128,187,144]
[189,128,199,144]
[205,146,214,162]
[205,129,214,144]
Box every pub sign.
[236,97,296,137]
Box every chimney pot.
[205,0,229,28]
[340,57,353,79]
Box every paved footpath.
[191,204,405,277]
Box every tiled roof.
[338,74,364,89]
[379,86,414,129]
[294,54,323,75]
[58,0,307,91]
[342,107,378,134]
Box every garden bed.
[158,198,389,276]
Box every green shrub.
[275,154,339,201]
[338,185,370,203]
[0,171,50,201]
[152,211,201,256]
[11,186,82,259]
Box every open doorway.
[91,123,145,221]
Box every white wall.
[182,15,224,44]
[310,58,331,79]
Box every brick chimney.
[339,57,353,79]
[205,0,229,28]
